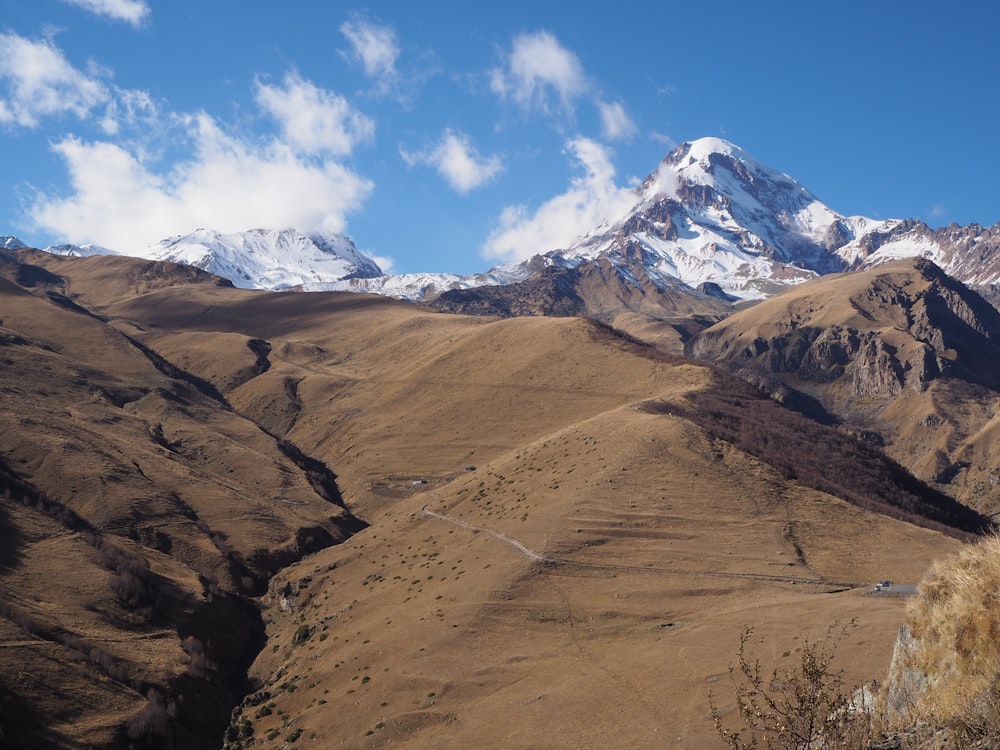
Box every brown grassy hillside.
[0,250,361,747]
[234,404,961,748]
[2,249,979,747]
[690,258,1000,517]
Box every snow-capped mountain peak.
[1,235,27,251]
[18,137,1000,309]
[144,227,383,290]
[546,138,904,299]
[44,242,120,258]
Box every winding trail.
[420,504,863,589]
[421,504,551,563]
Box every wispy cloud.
[400,130,503,194]
[97,87,159,136]
[254,71,375,157]
[58,0,150,27]
[340,16,400,96]
[650,130,677,148]
[0,32,109,128]
[597,100,637,141]
[482,137,636,262]
[489,31,586,116]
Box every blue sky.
[1,1,998,275]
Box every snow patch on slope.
[304,261,533,300]
[44,242,120,257]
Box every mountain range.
[4,138,1000,748]
[12,137,1000,317]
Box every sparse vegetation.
[7,249,997,748]
[223,715,254,747]
[181,635,217,678]
[94,540,158,622]
[712,536,1000,750]
[709,622,873,749]
[648,376,993,537]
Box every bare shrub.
[292,624,312,646]
[193,565,221,598]
[181,635,217,678]
[91,539,157,621]
[710,622,874,749]
[126,688,176,740]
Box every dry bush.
[91,538,157,621]
[181,635,217,678]
[897,533,1000,741]
[126,688,176,740]
[710,622,874,749]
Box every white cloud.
[366,252,395,274]
[928,203,947,220]
[489,31,586,115]
[482,137,636,263]
[254,72,375,157]
[340,16,400,94]
[97,87,159,135]
[0,32,109,128]
[598,100,637,141]
[400,130,503,194]
[58,0,150,26]
[28,113,373,251]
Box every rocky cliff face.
[426,255,732,323]
[691,259,1000,397]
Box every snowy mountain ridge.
[302,261,533,298]
[147,228,384,290]
[43,228,384,291]
[514,137,1000,302]
[12,137,1000,304]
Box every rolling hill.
[0,248,984,747]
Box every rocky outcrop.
[885,625,928,718]
[693,325,940,397]
[690,259,1000,396]
[427,256,731,321]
